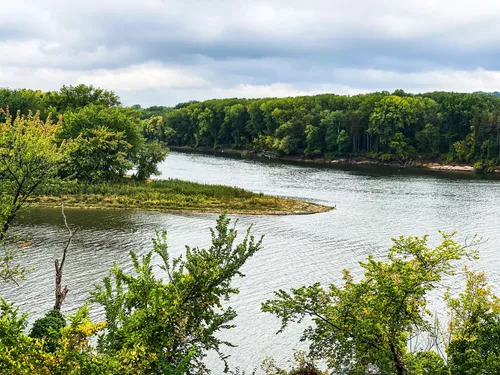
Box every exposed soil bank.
[170,146,500,174]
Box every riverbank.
[30,179,331,215]
[170,146,499,174]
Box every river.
[2,151,500,372]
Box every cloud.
[211,83,365,99]
[2,0,500,106]
[334,68,500,93]
[78,63,207,92]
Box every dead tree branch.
[54,202,78,311]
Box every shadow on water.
[173,147,500,181]
[14,207,143,231]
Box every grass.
[30,179,332,215]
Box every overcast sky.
[1,0,500,106]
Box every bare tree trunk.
[54,203,78,311]
[390,341,405,375]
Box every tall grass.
[37,179,258,199]
[29,178,328,214]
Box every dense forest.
[5,86,500,172]
[142,91,500,172]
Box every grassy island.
[30,179,331,215]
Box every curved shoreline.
[170,146,500,175]
[30,195,332,216]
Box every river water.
[2,151,500,372]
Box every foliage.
[43,84,121,112]
[60,127,133,182]
[55,102,169,181]
[137,105,172,120]
[0,242,30,284]
[368,95,425,158]
[30,310,66,353]
[0,89,45,119]
[158,91,500,170]
[0,303,107,375]
[0,216,261,374]
[0,297,29,347]
[142,115,166,140]
[91,214,262,374]
[0,109,66,238]
[473,159,496,173]
[262,232,478,375]
[445,271,500,374]
[0,85,168,182]
[3,86,500,169]
[134,141,169,181]
[58,104,143,158]
[0,109,67,283]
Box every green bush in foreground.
[262,233,500,375]
[0,214,262,375]
[3,226,500,374]
[30,310,66,353]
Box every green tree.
[0,109,66,240]
[29,310,66,353]
[57,104,156,180]
[321,110,345,154]
[416,123,441,156]
[92,214,262,374]
[134,141,169,181]
[158,90,500,170]
[246,101,266,139]
[0,89,45,119]
[446,271,500,374]
[221,104,250,148]
[0,215,261,375]
[368,96,421,158]
[43,84,121,112]
[142,115,165,141]
[263,233,477,375]
[304,125,324,156]
[453,126,477,163]
[60,127,133,182]
[0,108,68,285]
[196,107,216,147]
[59,104,143,159]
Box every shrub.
[30,310,66,353]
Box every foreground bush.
[262,233,500,375]
[0,214,261,374]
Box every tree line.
[144,90,500,172]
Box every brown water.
[2,151,500,372]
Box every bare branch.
[53,202,79,311]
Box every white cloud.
[77,63,207,91]
[334,68,500,93]
[0,66,77,91]
[210,83,364,99]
